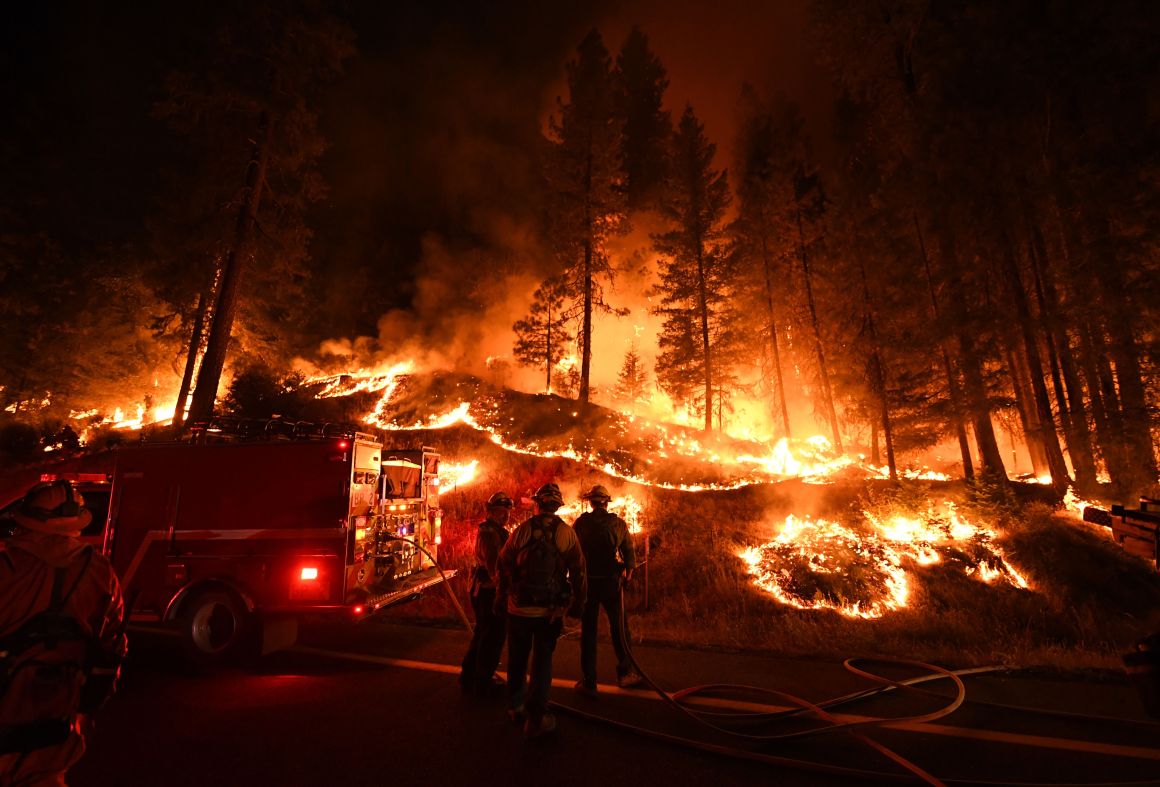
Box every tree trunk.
[171,282,214,429]
[696,244,713,433]
[186,112,273,426]
[796,209,841,451]
[546,299,553,393]
[1091,217,1158,492]
[914,213,974,479]
[859,259,896,480]
[1079,321,1129,483]
[1005,341,1049,477]
[933,212,1006,479]
[1026,215,1098,490]
[578,148,594,405]
[759,226,791,439]
[998,233,1070,494]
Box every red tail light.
[300,566,319,581]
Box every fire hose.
[379,534,473,632]
[411,537,1157,785]
[545,585,1160,787]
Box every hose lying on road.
[547,586,1157,787]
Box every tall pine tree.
[652,108,738,432]
[546,30,627,405]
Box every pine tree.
[614,345,650,413]
[652,107,738,432]
[613,27,672,212]
[161,1,355,426]
[546,29,628,404]
[732,88,796,440]
[512,277,574,394]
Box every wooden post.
[644,532,649,611]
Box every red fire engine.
[2,421,451,662]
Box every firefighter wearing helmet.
[494,482,586,739]
[0,480,127,785]
[572,484,641,695]
[459,490,514,697]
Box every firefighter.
[459,490,514,697]
[572,485,641,695]
[0,480,126,787]
[494,483,585,739]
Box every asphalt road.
[69,619,1160,787]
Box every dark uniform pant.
[460,586,506,693]
[580,576,630,683]
[506,614,563,724]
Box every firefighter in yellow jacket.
[0,480,127,787]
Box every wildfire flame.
[739,502,1028,619]
[439,459,480,489]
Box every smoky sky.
[2,0,823,342]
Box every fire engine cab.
[5,420,451,662]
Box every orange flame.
[739,502,1028,619]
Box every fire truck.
[2,420,451,662]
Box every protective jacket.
[471,518,508,591]
[574,510,636,579]
[0,530,126,782]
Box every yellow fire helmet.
[580,484,612,502]
[532,483,564,509]
[12,480,92,536]
[486,491,514,509]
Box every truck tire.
[179,589,252,664]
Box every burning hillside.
[300,366,951,491]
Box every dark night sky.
[1,0,820,341]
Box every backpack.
[575,510,621,578]
[511,515,570,607]
[0,548,96,729]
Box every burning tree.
[156,1,354,428]
[613,344,651,414]
[652,107,740,433]
[545,29,628,405]
[512,277,574,394]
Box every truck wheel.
[180,590,251,664]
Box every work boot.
[573,679,598,698]
[617,670,644,688]
[524,713,557,740]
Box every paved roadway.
[70,619,1160,787]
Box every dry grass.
[387,427,1160,671]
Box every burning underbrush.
[302,368,951,490]
[22,364,1159,669]
[394,428,1160,669]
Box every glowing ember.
[740,503,1028,619]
